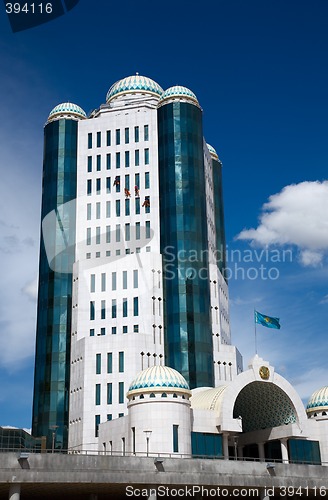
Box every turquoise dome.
[158,85,199,107]
[306,386,328,413]
[128,366,190,395]
[48,102,86,122]
[106,75,163,103]
[206,143,219,161]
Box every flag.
[255,311,280,329]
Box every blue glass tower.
[157,87,214,389]
[32,103,86,449]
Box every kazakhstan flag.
[255,311,281,330]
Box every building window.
[101,327,106,336]
[135,197,140,215]
[96,202,101,219]
[132,427,136,454]
[106,201,111,218]
[125,199,130,216]
[173,425,179,452]
[133,270,138,288]
[97,155,101,171]
[104,228,110,246]
[125,223,130,241]
[119,352,124,372]
[86,253,91,259]
[134,126,139,143]
[116,152,120,169]
[144,148,149,165]
[112,299,117,318]
[90,328,95,337]
[136,222,140,240]
[112,272,117,291]
[116,129,120,145]
[119,382,124,404]
[101,300,106,320]
[87,156,92,172]
[114,175,120,192]
[90,301,95,320]
[123,271,127,289]
[87,203,91,220]
[123,326,128,334]
[135,150,139,166]
[123,298,128,317]
[90,274,95,293]
[107,353,112,373]
[145,172,150,189]
[101,273,106,292]
[133,297,139,316]
[135,173,140,189]
[96,178,101,195]
[106,153,111,170]
[107,414,112,421]
[86,228,91,245]
[116,224,120,242]
[88,133,92,149]
[106,130,111,146]
[106,177,111,194]
[96,252,100,258]
[106,250,111,257]
[97,131,101,148]
[125,151,130,168]
[95,415,100,437]
[146,221,151,239]
[144,125,149,141]
[125,127,129,144]
[107,383,112,405]
[116,199,120,217]
[112,326,116,335]
[96,226,101,244]
[119,413,124,419]
[87,179,92,196]
[95,384,101,405]
[133,324,139,333]
[125,174,130,191]
[96,353,101,374]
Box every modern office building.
[32,75,242,451]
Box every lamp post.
[50,425,59,453]
[143,430,152,457]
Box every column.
[9,484,21,500]
[280,438,289,463]
[258,442,265,462]
[222,433,229,460]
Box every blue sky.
[0,0,327,428]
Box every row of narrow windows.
[90,324,139,336]
[87,149,150,170]
[96,352,123,374]
[85,245,152,260]
[86,198,151,221]
[90,297,139,320]
[88,125,149,149]
[86,221,151,245]
[90,269,138,293]
[86,173,150,200]
[95,381,125,406]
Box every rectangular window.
[116,224,120,242]
[125,198,130,216]
[90,301,95,320]
[173,425,179,452]
[133,270,138,288]
[106,225,111,243]
[122,271,127,289]
[123,325,128,334]
[132,427,136,454]
[125,127,129,144]
[107,383,112,405]
[136,222,140,240]
[125,151,130,168]
[144,148,149,165]
[133,324,139,333]
[95,384,101,405]
[87,228,91,245]
[125,223,130,241]
[97,131,101,148]
[116,152,120,169]
[119,382,124,404]
[101,273,106,292]
[96,353,101,374]
[106,201,111,218]
[134,126,139,143]
[106,130,111,146]
[107,414,112,421]
[96,178,101,195]
[116,129,120,145]
[101,327,106,336]
[135,149,140,166]
[95,415,100,437]
[106,153,111,170]
[146,221,151,239]
[112,299,117,318]
[88,133,92,149]
[116,199,120,217]
[107,352,112,373]
[87,179,92,196]
[112,272,117,291]
[106,177,111,193]
[133,297,139,316]
[87,156,92,172]
[123,298,128,317]
[90,274,95,293]
[112,326,116,335]
[101,300,106,320]
[87,203,91,220]
[96,202,101,219]
[119,352,124,373]
[135,197,140,215]
[115,175,120,192]
[135,173,140,188]
[96,226,101,244]
[144,124,149,141]
[97,154,101,171]
[145,172,150,189]
[90,328,95,336]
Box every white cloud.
[320,294,328,305]
[22,278,38,302]
[236,181,328,266]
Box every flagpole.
[254,309,258,355]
